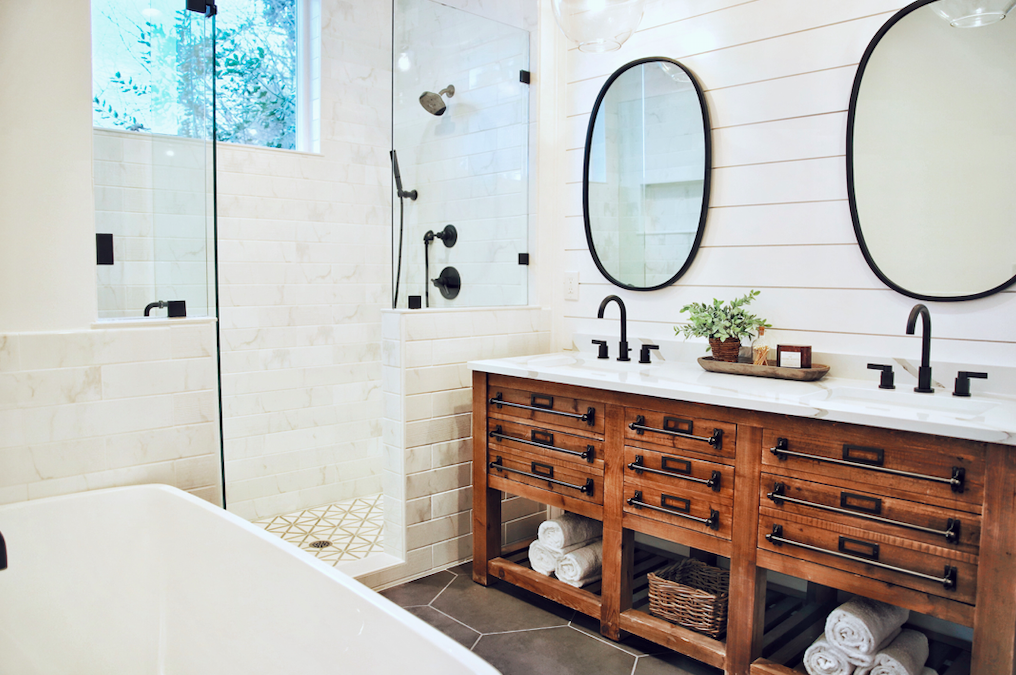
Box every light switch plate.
[564,271,579,301]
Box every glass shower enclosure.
[391,0,530,309]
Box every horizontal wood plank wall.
[555,0,1016,366]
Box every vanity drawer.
[623,446,733,500]
[488,418,605,472]
[487,378,604,436]
[761,427,985,511]
[623,483,732,541]
[487,446,603,506]
[759,473,980,554]
[758,511,978,605]
[624,407,736,463]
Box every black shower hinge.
[518,253,530,265]
[520,70,531,85]
[96,233,114,265]
[186,0,217,17]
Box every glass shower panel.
[93,0,215,319]
[392,0,529,308]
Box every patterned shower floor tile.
[252,493,384,564]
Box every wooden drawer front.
[623,483,732,540]
[488,418,605,472]
[487,383,604,435]
[759,474,980,555]
[758,511,977,605]
[624,408,736,463]
[488,446,603,506]
[761,428,984,511]
[623,446,733,500]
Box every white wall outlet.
[563,271,579,301]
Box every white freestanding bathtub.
[0,484,498,675]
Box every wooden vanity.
[471,370,1016,675]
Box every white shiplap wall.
[554,0,1016,367]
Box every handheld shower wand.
[390,149,417,201]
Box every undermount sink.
[805,386,997,417]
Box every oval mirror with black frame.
[583,57,711,291]
[848,0,1016,301]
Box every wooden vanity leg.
[726,425,766,675]
[472,371,501,586]
[971,445,1016,673]
[601,403,629,639]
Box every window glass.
[92,0,299,149]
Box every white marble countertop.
[469,351,1016,446]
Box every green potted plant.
[675,290,771,363]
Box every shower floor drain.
[309,540,332,549]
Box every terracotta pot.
[708,337,742,363]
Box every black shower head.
[419,85,455,116]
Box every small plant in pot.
[675,290,771,363]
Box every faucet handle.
[953,371,987,397]
[591,340,609,359]
[867,363,895,390]
[639,344,660,364]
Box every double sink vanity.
[469,345,1016,675]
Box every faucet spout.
[597,295,630,362]
[905,303,934,393]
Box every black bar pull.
[488,392,596,425]
[626,455,722,491]
[629,415,723,450]
[489,456,594,495]
[626,491,720,530]
[488,425,594,462]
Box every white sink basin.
[804,387,997,417]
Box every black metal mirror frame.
[846,0,1016,302]
[582,57,712,292]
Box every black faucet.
[597,295,630,362]
[906,303,934,393]
[1,529,6,570]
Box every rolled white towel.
[853,630,929,675]
[538,513,602,550]
[803,635,855,675]
[825,597,910,666]
[527,539,595,576]
[554,539,603,588]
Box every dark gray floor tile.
[405,605,480,649]
[569,610,670,657]
[448,561,474,576]
[633,651,723,675]
[431,574,574,634]
[380,570,455,607]
[474,626,636,675]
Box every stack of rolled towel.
[803,597,937,675]
[528,512,603,588]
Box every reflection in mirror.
[848,0,1016,300]
[584,58,710,291]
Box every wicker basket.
[647,559,730,639]
[708,337,742,363]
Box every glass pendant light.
[551,0,646,52]
[930,0,1016,27]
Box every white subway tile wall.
[558,0,1016,365]
[217,0,390,520]
[365,306,550,588]
[93,130,214,320]
[0,322,221,505]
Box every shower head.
[419,85,455,116]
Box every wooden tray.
[697,357,829,381]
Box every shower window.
[92,0,319,151]
[392,0,531,308]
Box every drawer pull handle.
[489,456,594,495]
[627,455,721,491]
[490,392,596,426]
[488,426,594,462]
[769,438,966,493]
[766,483,962,544]
[765,524,958,590]
[629,415,723,450]
[626,490,719,530]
